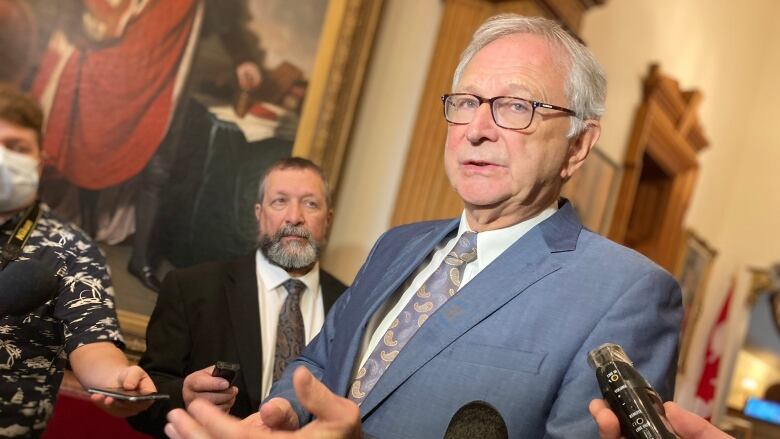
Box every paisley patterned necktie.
[272,278,307,381]
[348,231,478,405]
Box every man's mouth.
[462,160,500,170]
[274,225,312,246]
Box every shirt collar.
[457,201,559,269]
[255,249,320,293]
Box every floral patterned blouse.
[0,204,124,437]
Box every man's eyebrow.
[504,84,542,99]
[455,85,479,94]
[270,190,323,200]
[301,193,324,201]
[453,84,539,99]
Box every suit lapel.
[359,202,582,416]
[332,220,459,394]
[224,255,263,410]
[371,221,460,307]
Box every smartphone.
[86,387,170,402]
[212,361,240,386]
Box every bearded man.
[128,157,347,438]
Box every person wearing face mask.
[0,83,157,438]
[0,133,38,213]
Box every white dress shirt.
[356,203,559,370]
[256,250,325,398]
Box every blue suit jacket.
[268,201,682,438]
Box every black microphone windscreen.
[443,401,508,439]
[0,260,59,317]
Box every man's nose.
[466,103,499,144]
[284,202,305,225]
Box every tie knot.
[283,278,306,299]
[450,231,477,263]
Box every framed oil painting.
[1,0,382,347]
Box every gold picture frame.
[292,0,384,191]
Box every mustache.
[273,225,312,241]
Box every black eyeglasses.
[441,93,578,130]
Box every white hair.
[452,14,606,138]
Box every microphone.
[443,400,508,439]
[0,260,58,317]
[588,343,680,439]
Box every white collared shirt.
[356,203,559,369]
[256,250,325,398]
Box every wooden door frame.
[608,64,708,271]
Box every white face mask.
[0,146,40,212]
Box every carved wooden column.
[390,0,605,227]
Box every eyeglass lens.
[444,94,535,129]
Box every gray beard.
[259,225,322,271]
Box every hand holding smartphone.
[211,361,240,386]
[86,387,170,402]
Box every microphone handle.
[596,361,680,439]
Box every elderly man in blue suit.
[165,13,683,439]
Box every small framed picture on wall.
[675,229,718,373]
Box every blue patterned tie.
[273,278,307,381]
[348,231,478,405]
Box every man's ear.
[561,120,601,181]
[254,203,263,223]
[326,208,334,229]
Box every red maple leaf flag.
[691,278,734,421]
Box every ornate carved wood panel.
[608,64,709,271]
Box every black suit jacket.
[128,254,347,437]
